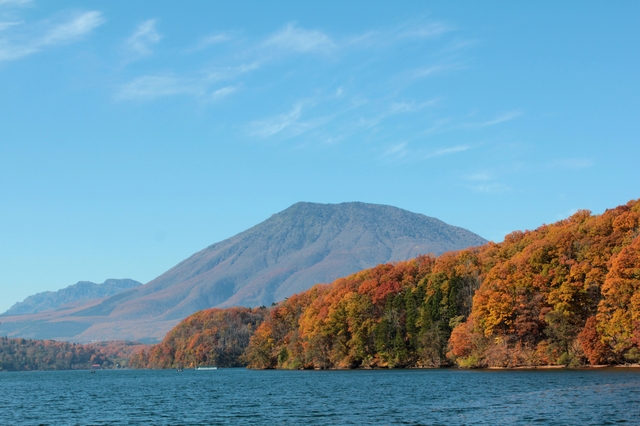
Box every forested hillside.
[0,338,146,371]
[242,199,639,368]
[129,307,268,368]
[133,198,639,369]
[449,201,640,367]
[243,253,482,368]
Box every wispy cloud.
[425,144,470,159]
[549,158,594,169]
[381,143,470,163]
[382,142,409,159]
[0,0,32,6]
[343,20,452,49]
[468,183,511,194]
[0,10,104,62]
[0,20,22,31]
[409,63,461,80]
[115,75,203,101]
[116,63,255,101]
[112,15,482,163]
[481,110,522,126]
[115,75,239,103]
[423,118,453,135]
[398,22,451,39]
[444,37,478,52]
[211,85,236,101]
[189,33,230,52]
[389,99,438,114]
[263,23,334,54]
[462,169,510,194]
[345,98,438,132]
[126,19,161,56]
[465,172,492,181]
[42,11,104,45]
[248,103,303,138]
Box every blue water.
[1,368,640,425]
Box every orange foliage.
[132,307,268,368]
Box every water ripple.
[1,368,640,425]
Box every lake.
[1,368,639,425]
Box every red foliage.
[578,316,609,365]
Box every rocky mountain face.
[2,279,142,316]
[0,202,486,342]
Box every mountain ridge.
[2,279,142,316]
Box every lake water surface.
[1,368,639,425]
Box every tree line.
[129,307,268,368]
[0,337,146,371]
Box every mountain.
[0,202,486,342]
[142,198,637,370]
[2,279,142,316]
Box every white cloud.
[0,11,104,62]
[380,143,470,164]
[389,99,438,114]
[116,62,256,102]
[382,142,409,158]
[398,22,451,39]
[41,11,104,46]
[115,75,203,100]
[466,172,492,181]
[425,144,470,158]
[468,183,511,193]
[0,38,35,60]
[202,62,260,80]
[444,37,478,52]
[0,21,22,31]
[211,85,236,101]
[0,0,32,6]
[263,23,334,54]
[248,103,303,138]
[409,64,460,79]
[462,168,510,194]
[343,31,378,48]
[424,118,453,134]
[191,33,229,51]
[115,75,240,102]
[126,19,161,56]
[482,110,522,126]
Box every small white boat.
[195,366,218,370]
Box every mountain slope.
[0,202,486,342]
[75,202,486,321]
[2,279,142,316]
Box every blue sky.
[1,0,638,312]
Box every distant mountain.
[2,279,142,316]
[0,202,486,342]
